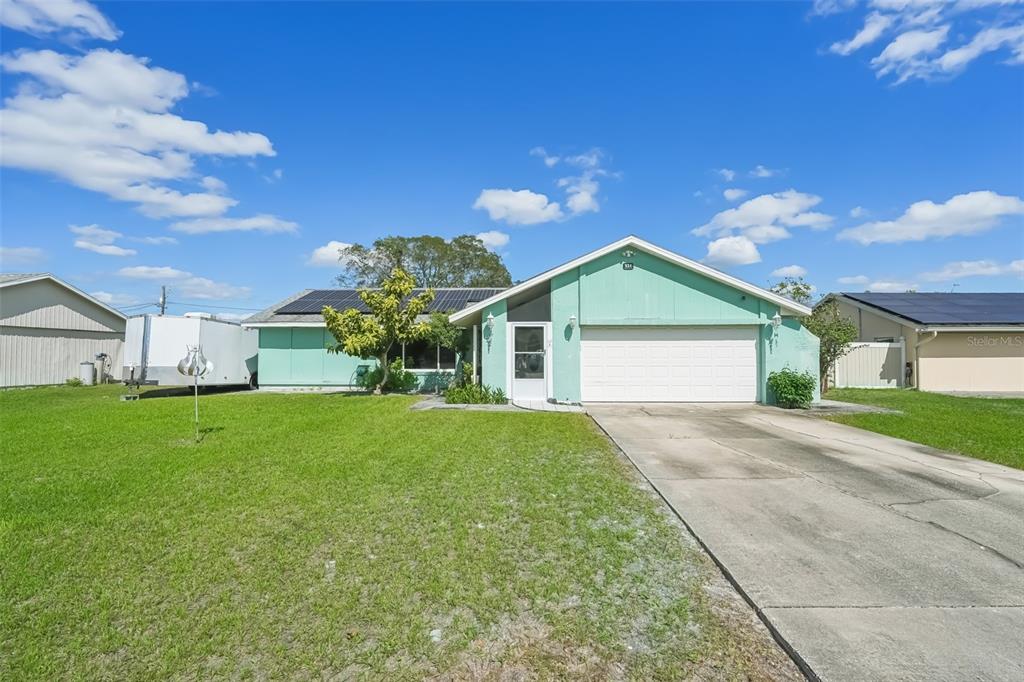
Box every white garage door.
[581,326,758,402]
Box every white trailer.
[122,313,258,387]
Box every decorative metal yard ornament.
[177,345,214,441]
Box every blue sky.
[1,0,1022,317]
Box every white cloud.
[307,240,352,267]
[849,205,868,218]
[91,290,138,306]
[723,188,749,201]
[70,223,136,256]
[0,47,277,219]
[0,0,119,41]
[919,259,1024,281]
[475,230,510,250]
[771,264,808,278]
[117,265,249,299]
[136,236,177,245]
[169,214,299,234]
[831,12,894,55]
[838,190,1024,244]
[201,176,228,193]
[693,189,833,245]
[473,189,564,225]
[564,149,603,169]
[716,168,737,182]
[558,172,602,215]
[704,236,762,267]
[0,246,46,265]
[836,274,917,291]
[529,146,560,167]
[263,168,284,183]
[820,1,1024,83]
[864,280,918,292]
[872,26,949,81]
[750,164,779,178]
[118,265,190,280]
[936,24,1024,74]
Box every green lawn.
[1,386,789,680]
[825,388,1024,470]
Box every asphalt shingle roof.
[842,292,1024,326]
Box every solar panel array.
[276,288,505,315]
[844,292,1024,325]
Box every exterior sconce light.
[770,312,782,329]
[622,249,635,258]
[485,312,495,330]
[568,314,577,329]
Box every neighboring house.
[449,235,818,404]
[244,288,504,391]
[826,292,1024,393]
[0,273,127,387]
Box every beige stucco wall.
[917,332,1024,393]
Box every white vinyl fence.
[832,340,905,388]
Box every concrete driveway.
[589,403,1024,682]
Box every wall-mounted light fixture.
[770,312,782,329]
[622,249,635,258]
[485,312,495,330]
[568,314,577,329]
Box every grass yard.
[825,388,1024,470]
[0,386,794,680]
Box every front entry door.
[511,324,547,401]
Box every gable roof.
[449,235,812,324]
[245,287,507,326]
[835,292,1024,326]
[0,272,127,321]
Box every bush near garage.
[767,368,816,408]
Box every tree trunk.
[376,352,389,395]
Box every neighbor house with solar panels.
[246,235,822,404]
[825,292,1024,393]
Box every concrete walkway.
[589,403,1024,682]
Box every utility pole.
[159,286,167,315]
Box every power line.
[165,301,263,311]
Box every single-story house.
[0,273,127,387]
[245,287,504,391]
[826,292,1024,393]
[249,236,819,403]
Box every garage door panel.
[581,326,757,402]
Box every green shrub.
[767,368,816,408]
[65,377,83,387]
[357,358,419,393]
[445,383,507,405]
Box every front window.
[391,340,457,370]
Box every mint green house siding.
[479,299,508,393]
[578,250,761,326]
[258,328,371,387]
[470,241,819,405]
[551,271,581,403]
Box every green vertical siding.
[551,270,581,402]
[579,250,761,325]
[763,316,821,404]
[480,300,507,392]
[258,328,370,387]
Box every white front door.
[580,326,758,402]
[510,324,548,401]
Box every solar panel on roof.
[275,288,505,315]
[843,292,1024,325]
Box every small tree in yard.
[804,298,859,393]
[322,268,434,394]
[769,276,814,305]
